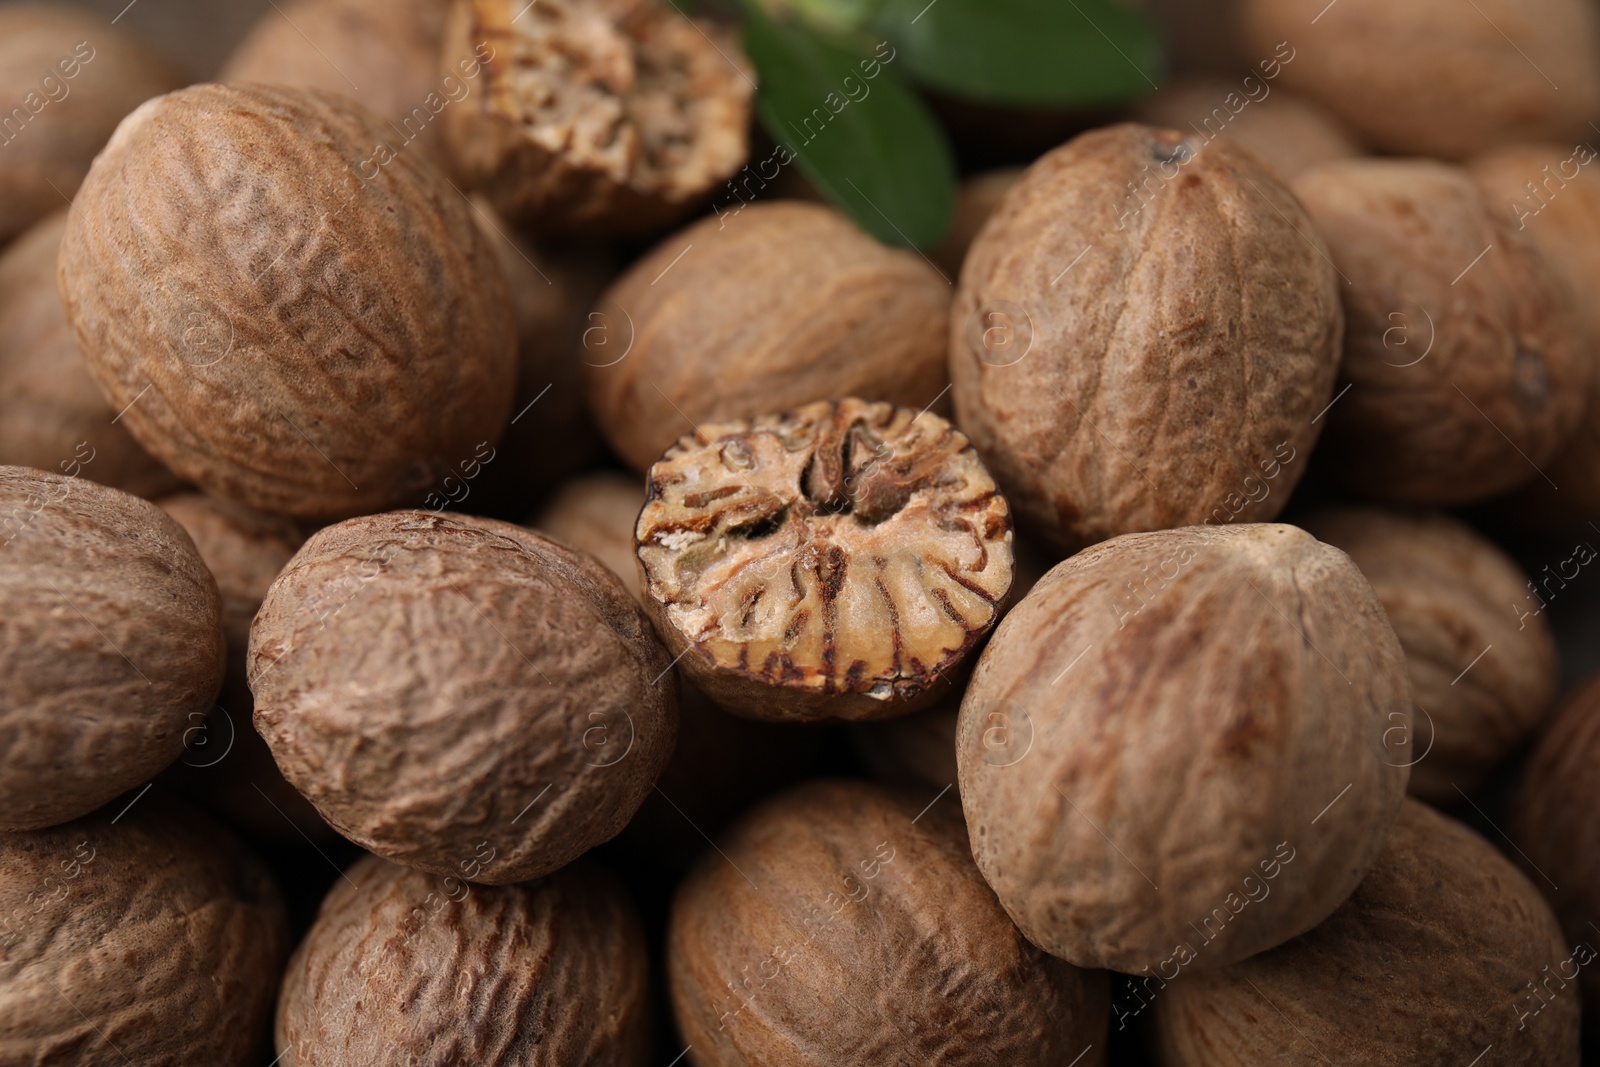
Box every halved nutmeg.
[637,398,1013,722]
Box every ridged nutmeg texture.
[1514,674,1600,1010]
[957,524,1411,973]
[1304,508,1558,802]
[248,510,678,884]
[1292,159,1591,505]
[57,83,518,520]
[668,780,1109,1067]
[637,398,1013,723]
[441,0,754,235]
[1154,800,1580,1066]
[0,465,225,832]
[276,855,651,1067]
[587,202,952,473]
[0,799,290,1064]
[950,124,1341,554]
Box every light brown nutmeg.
[957,523,1411,973]
[1292,158,1592,505]
[276,854,651,1067]
[248,509,678,884]
[0,211,180,499]
[931,167,1025,279]
[1153,799,1581,1066]
[0,465,225,831]
[0,5,185,245]
[587,201,953,472]
[1513,674,1600,1011]
[1240,0,1600,161]
[58,83,518,520]
[636,398,1013,723]
[951,124,1341,554]
[668,780,1110,1067]
[441,0,755,235]
[0,799,290,1065]
[1303,507,1558,801]
[532,470,648,603]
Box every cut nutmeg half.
[637,398,1013,723]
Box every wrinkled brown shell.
[1155,799,1580,1066]
[669,779,1109,1067]
[0,799,289,1063]
[0,5,185,244]
[248,510,678,883]
[1241,0,1600,161]
[638,398,1013,722]
[1293,158,1591,504]
[931,168,1024,279]
[587,201,952,472]
[276,854,650,1066]
[958,523,1411,972]
[1304,507,1558,800]
[1131,79,1362,181]
[441,0,754,235]
[951,124,1341,553]
[1514,674,1600,1010]
[0,210,179,499]
[58,83,518,519]
[223,0,455,168]
[0,466,225,831]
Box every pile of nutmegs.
[4,0,1600,1063]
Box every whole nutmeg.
[532,471,647,602]
[1303,507,1558,801]
[587,202,952,472]
[1131,78,1362,181]
[1241,0,1600,161]
[0,211,179,499]
[0,465,224,831]
[0,4,185,244]
[248,510,678,883]
[851,696,960,791]
[931,167,1024,279]
[276,854,650,1066]
[58,83,518,520]
[957,523,1411,972]
[1292,158,1591,504]
[1513,674,1600,1011]
[668,780,1109,1067]
[1153,799,1581,1065]
[0,799,289,1064]
[636,398,1013,722]
[441,0,755,235]
[951,124,1341,553]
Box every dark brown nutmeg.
[668,780,1109,1067]
[586,201,952,472]
[958,523,1411,973]
[248,510,678,883]
[951,124,1341,553]
[58,83,518,519]
[637,398,1013,723]
[441,0,754,235]
[1153,799,1580,1066]
[0,799,289,1064]
[0,465,225,831]
[276,854,651,1066]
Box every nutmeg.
[587,201,952,472]
[1292,158,1591,504]
[58,83,518,519]
[951,124,1341,553]
[0,465,225,831]
[1153,799,1580,1065]
[248,510,678,883]
[1303,507,1558,801]
[668,780,1110,1067]
[276,854,650,1066]
[1131,78,1362,180]
[532,471,647,602]
[957,523,1411,972]
[931,167,1024,279]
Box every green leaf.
[874,0,1163,107]
[742,6,956,249]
